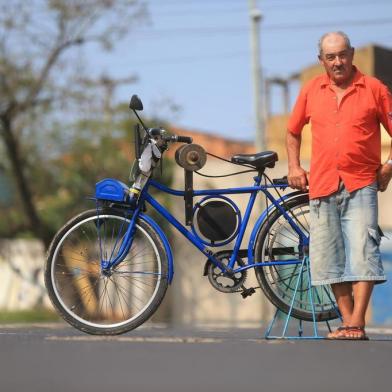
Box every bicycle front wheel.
[45,209,168,335]
[254,194,339,322]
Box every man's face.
[319,35,354,85]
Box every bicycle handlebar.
[175,135,193,144]
[162,135,193,144]
[147,128,193,145]
[272,176,288,185]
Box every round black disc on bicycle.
[206,252,247,293]
[193,197,240,246]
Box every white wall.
[0,239,50,310]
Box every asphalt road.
[1,323,392,392]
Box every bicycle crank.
[204,251,248,293]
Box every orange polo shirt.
[288,67,392,199]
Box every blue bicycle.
[45,95,338,335]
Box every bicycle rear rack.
[264,256,341,340]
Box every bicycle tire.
[45,208,168,335]
[254,194,339,322]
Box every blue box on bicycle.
[95,178,129,202]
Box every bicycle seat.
[231,151,278,169]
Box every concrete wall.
[0,239,50,310]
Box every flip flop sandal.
[326,326,349,340]
[336,326,369,341]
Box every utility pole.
[249,1,272,324]
[268,77,290,114]
[249,0,264,151]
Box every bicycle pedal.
[241,287,256,299]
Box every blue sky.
[90,0,392,142]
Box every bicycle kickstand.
[264,256,333,340]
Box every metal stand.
[264,256,340,340]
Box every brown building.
[265,44,392,231]
[167,125,255,159]
[267,44,392,162]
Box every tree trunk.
[1,114,51,248]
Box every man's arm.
[375,83,392,191]
[377,140,392,192]
[286,131,308,191]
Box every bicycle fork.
[96,205,141,271]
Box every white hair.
[318,31,352,55]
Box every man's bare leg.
[328,281,374,339]
[344,281,374,338]
[327,282,354,338]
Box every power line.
[266,18,392,30]
[125,35,392,68]
[151,0,390,16]
[151,6,245,17]
[150,0,246,6]
[133,18,392,37]
[262,0,390,7]
[130,50,250,66]
[150,0,390,6]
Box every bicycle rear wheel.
[254,194,339,322]
[45,208,168,335]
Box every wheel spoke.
[255,196,338,321]
[46,210,167,334]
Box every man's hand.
[288,166,308,191]
[377,162,392,192]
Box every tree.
[0,0,145,246]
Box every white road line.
[45,335,290,344]
[46,335,225,344]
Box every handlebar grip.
[176,136,193,144]
[272,176,288,185]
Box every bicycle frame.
[46,97,341,337]
[100,174,309,282]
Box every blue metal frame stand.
[264,256,338,340]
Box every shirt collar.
[320,66,365,87]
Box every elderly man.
[286,31,392,340]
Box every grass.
[0,308,60,324]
